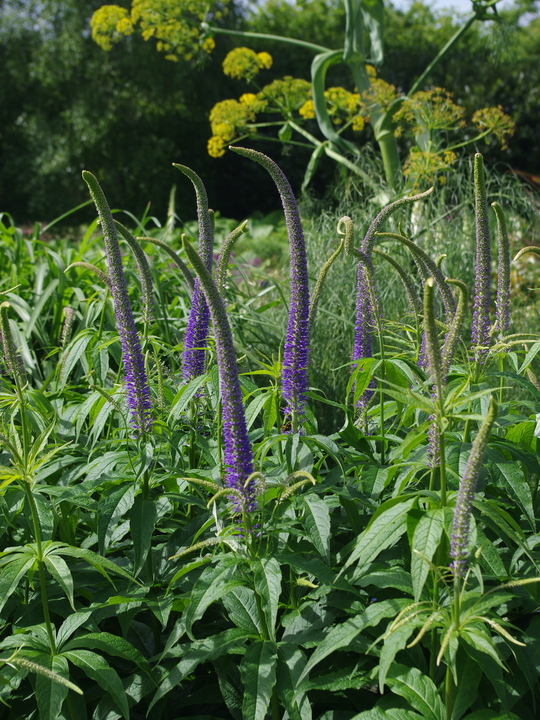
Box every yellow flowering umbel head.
[207,98,259,156]
[91,0,230,61]
[395,88,465,135]
[222,47,273,82]
[91,5,133,51]
[472,106,515,150]
[403,148,457,188]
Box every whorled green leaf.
[411,509,444,601]
[63,648,129,720]
[240,640,278,720]
[253,557,282,639]
[130,495,157,577]
[386,664,445,720]
[301,494,331,564]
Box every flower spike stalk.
[471,153,492,359]
[182,236,255,511]
[115,221,155,325]
[231,146,310,430]
[82,171,152,435]
[173,164,214,383]
[450,395,497,575]
[491,201,510,338]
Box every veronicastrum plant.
[0,147,539,720]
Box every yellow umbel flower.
[208,136,227,158]
[403,148,457,187]
[395,88,465,134]
[299,99,316,119]
[91,5,132,51]
[472,106,515,150]
[222,47,273,81]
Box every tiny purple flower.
[82,171,152,435]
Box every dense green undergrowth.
[0,151,539,720]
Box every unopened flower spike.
[115,221,155,325]
[308,233,344,326]
[375,232,456,319]
[182,236,256,513]
[373,248,421,316]
[60,307,76,348]
[230,146,310,431]
[471,153,492,360]
[450,395,498,575]
[491,202,510,339]
[65,261,112,289]
[442,279,468,376]
[173,164,214,383]
[139,235,194,293]
[82,171,152,435]
[423,278,444,468]
[216,220,249,296]
[0,302,26,384]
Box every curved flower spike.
[450,395,498,575]
[0,302,26,383]
[115,221,155,324]
[65,262,112,289]
[138,236,194,293]
[182,236,255,512]
[308,236,344,326]
[471,153,492,360]
[173,164,214,383]
[230,146,310,430]
[491,202,510,338]
[442,279,468,376]
[82,171,152,435]
[216,220,248,296]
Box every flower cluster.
[82,172,152,435]
[394,88,465,135]
[222,47,273,81]
[403,148,457,188]
[91,0,229,61]
[472,106,515,150]
[207,99,258,157]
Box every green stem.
[408,15,477,96]
[24,484,57,654]
[207,25,330,54]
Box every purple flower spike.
[471,154,492,359]
[173,164,214,383]
[82,172,152,435]
[231,147,310,429]
[492,202,510,339]
[182,237,255,511]
[450,396,497,575]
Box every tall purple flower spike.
[347,189,434,407]
[173,164,214,383]
[231,147,310,430]
[492,202,510,338]
[471,153,492,359]
[82,171,152,435]
[182,237,255,511]
[450,396,497,575]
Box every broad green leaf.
[301,494,331,563]
[379,622,422,692]
[352,710,423,720]
[488,460,535,531]
[62,632,150,671]
[245,392,271,430]
[361,0,384,64]
[240,640,278,720]
[0,554,35,612]
[411,509,444,601]
[475,528,507,578]
[182,558,244,638]
[44,554,74,610]
[386,664,445,720]
[451,652,481,720]
[98,483,136,555]
[168,374,208,422]
[130,495,156,576]
[54,545,135,583]
[63,648,129,720]
[222,586,261,634]
[276,643,311,720]
[33,653,70,720]
[150,628,252,711]
[253,557,282,638]
[344,496,415,574]
[298,598,409,683]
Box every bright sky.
[392,0,511,13]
